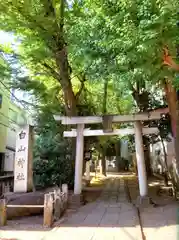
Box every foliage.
[0,0,137,115]
[33,154,74,189]
[68,0,179,111]
[0,0,79,115]
[0,52,12,82]
[33,108,74,189]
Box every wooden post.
[54,189,61,219]
[62,184,68,209]
[49,191,55,202]
[74,124,84,195]
[62,184,68,200]
[43,193,53,227]
[134,121,148,197]
[0,199,7,226]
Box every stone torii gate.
[54,112,162,202]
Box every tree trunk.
[101,147,106,176]
[163,80,177,137]
[100,78,109,176]
[142,144,151,177]
[102,78,109,114]
[56,47,77,116]
[163,80,179,190]
[163,80,179,168]
[53,0,78,116]
[160,136,169,186]
[56,46,78,177]
[174,97,179,172]
[143,137,152,177]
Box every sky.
[0,30,32,110]
[0,31,15,45]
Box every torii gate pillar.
[134,121,148,197]
[74,124,84,195]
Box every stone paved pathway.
[0,176,142,240]
[44,177,142,240]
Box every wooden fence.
[0,184,68,228]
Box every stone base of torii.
[54,112,164,206]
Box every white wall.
[150,134,175,173]
[120,139,129,159]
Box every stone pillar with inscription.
[14,125,33,193]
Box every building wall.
[4,103,29,173]
[0,83,10,153]
[0,83,30,173]
[6,103,29,150]
[149,134,175,174]
[4,148,15,172]
[120,139,129,160]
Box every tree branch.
[42,62,61,81]
[75,74,86,100]
[20,99,40,109]
[102,78,109,114]
[59,0,64,32]
[15,5,57,51]
[163,47,179,71]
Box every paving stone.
[118,213,138,227]
[63,212,88,226]
[120,203,134,212]
[99,212,119,227]
[106,207,121,214]
[82,212,106,226]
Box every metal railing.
[0,175,14,196]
